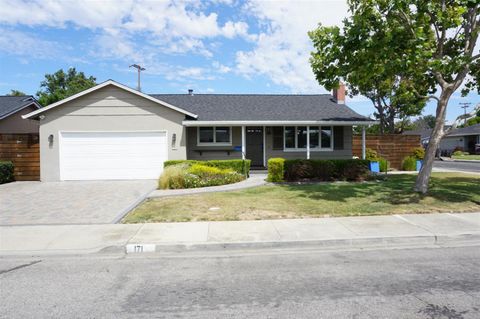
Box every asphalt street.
[1,245,479,318]
[434,160,480,173]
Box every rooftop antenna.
[459,102,471,126]
[129,64,146,91]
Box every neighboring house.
[23,80,375,181]
[403,124,480,154]
[0,95,41,134]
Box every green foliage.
[7,90,26,96]
[378,158,389,173]
[308,0,433,134]
[365,148,389,172]
[280,159,370,182]
[163,159,250,176]
[158,164,189,189]
[36,68,96,106]
[0,161,15,184]
[158,163,244,189]
[402,156,417,171]
[267,158,285,182]
[412,147,425,160]
[452,150,469,156]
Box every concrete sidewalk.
[1,212,479,255]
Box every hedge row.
[164,159,251,176]
[0,161,14,184]
[267,158,370,182]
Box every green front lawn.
[452,154,480,160]
[123,173,480,223]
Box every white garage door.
[59,131,167,180]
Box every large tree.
[309,4,431,134]
[310,0,479,193]
[37,68,96,106]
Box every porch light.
[48,134,54,145]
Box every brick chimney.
[332,82,346,104]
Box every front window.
[284,126,333,150]
[321,126,332,148]
[285,126,295,148]
[198,127,231,145]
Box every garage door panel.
[59,131,167,180]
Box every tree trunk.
[414,90,452,193]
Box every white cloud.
[235,0,349,93]
[0,28,65,60]
[0,0,252,55]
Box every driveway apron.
[0,180,156,225]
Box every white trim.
[361,126,366,160]
[22,80,198,119]
[0,100,41,120]
[283,125,334,152]
[241,126,246,160]
[196,126,232,146]
[183,120,377,126]
[263,126,266,167]
[306,126,310,159]
[58,130,168,181]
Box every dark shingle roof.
[447,123,480,136]
[0,96,40,120]
[150,94,371,122]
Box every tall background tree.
[309,6,431,134]
[7,89,26,96]
[310,0,479,193]
[37,68,96,106]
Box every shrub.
[402,156,417,171]
[365,148,389,172]
[378,158,389,172]
[158,163,244,189]
[452,150,469,156]
[164,159,251,175]
[0,161,14,184]
[412,147,425,160]
[267,158,285,182]
[274,159,370,182]
[158,164,188,189]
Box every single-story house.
[0,95,41,134]
[23,80,375,181]
[403,124,480,155]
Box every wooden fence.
[352,134,421,169]
[0,134,40,181]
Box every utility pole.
[459,102,471,126]
[129,64,146,91]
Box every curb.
[125,232,480,254]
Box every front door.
[246,127,264,167]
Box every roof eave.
[0,100,42,121]
[22,80,198,120]
[182,120,378,126]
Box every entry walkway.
[148,173,267,198]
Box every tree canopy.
[7,90,26,96]
[36,68,96,106]
[309,0,479,193]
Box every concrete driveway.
[0,180,156,225]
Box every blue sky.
[0,0,478,123]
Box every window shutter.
[334,126,344,150]
[272,127,283,150]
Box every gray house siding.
[186,126,242,160]
[186,125,353,164]
[0,105,39,134]
[38,85,187,181]
[265,126,353,161]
